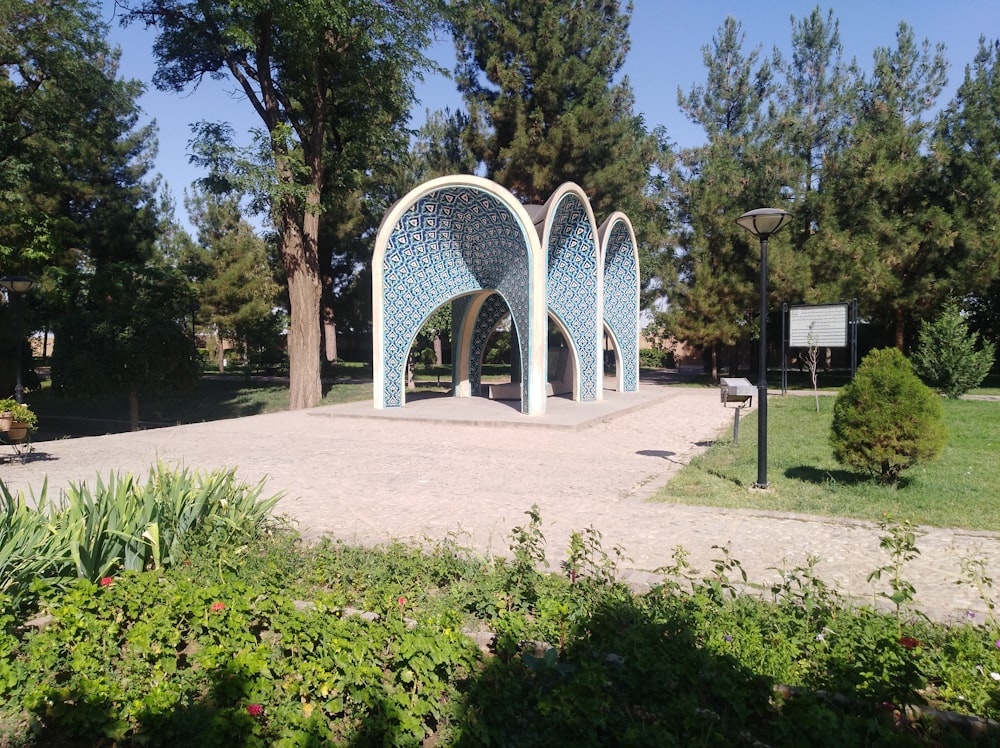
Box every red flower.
[397,596,406,606]
[210,602,226,612]
[99,577,114,587]
[899,636,921,650]
[246,703,263,718]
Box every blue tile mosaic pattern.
[468,292,513,397]
[380,186,534,410]
[602,218,640,392]
[545,193,600,401]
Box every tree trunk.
[710,344,719,384]
[895,308,905,350]
[217,333,225,374]
[322,303,338,363]
[128,382,140,432]
[280,196,323,410]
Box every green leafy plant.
[5,498,1000,746]
[0,481,68,612]
[867,518,926,634]
[912,298,996,398]
[0,398,15,414]
[8,402,37,429]
[830,347,947,485]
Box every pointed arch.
[373,176,547,414]
[536,183,603,401]
[599,212,640,392]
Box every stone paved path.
[2,384,997,622]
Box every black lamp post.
[735,209,791,489]
[0,275,37,404]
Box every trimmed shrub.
[639,348,676,369]
[830,347,947,485]
[911,299,995,398]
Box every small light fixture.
[0,276,37,294]
[735,208,792,239]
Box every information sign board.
[788,304,849,348]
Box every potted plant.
[6,402,37,441]
[0,398,15,431]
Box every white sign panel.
[789,304,849,348]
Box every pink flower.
[210,602,226,612]
[995,640,1000,649]
[397,596,406,606]
[99,577,114,587]
[246,703,263,718]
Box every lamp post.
[0,275,37,404]
[735,209,791,489]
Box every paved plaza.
[3,383,998,622]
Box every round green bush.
[830,347,947,485]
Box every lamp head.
[736,208,792,239]
[0,275,36,294]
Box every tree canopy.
[122,0,442,408]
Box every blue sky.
[102,0,1000,226]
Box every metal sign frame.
[781,299,858,393]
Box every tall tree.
[122,0,441,408]
[184,189,282,372]
[934,36,1000,348]
[450,0,665,227]
[818,22,949,349]
[0,0,173,405]
[665,17,789,381]
[772,6,859,300]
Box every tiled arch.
[599,212,641,393]
[537,184,602,402]
[373,176,547,415]
[374,176,640,416]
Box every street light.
[0,275,37,404]
[735,208,792,489]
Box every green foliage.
[867,519,925,634]
[638,348,675,369]
[3,506,1000,745]
[123,0,442,409]
[451,0,667,239]
[658,395,999,530]
[0,464,282,614]
[51,262,199,423]
[831,348,947,485]
[0,482,66,612]
[8,402,37,428]
[912,299,996,398]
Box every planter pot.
[0,412,11,432]
[7,422,29,441]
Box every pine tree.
[772,8,859,305]
[818,22,950,349]
[934,37,1000,350]
[911,299,995,398]
[451,0,663,224]
[665,17,785,380]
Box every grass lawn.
[655,394,1000,531]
